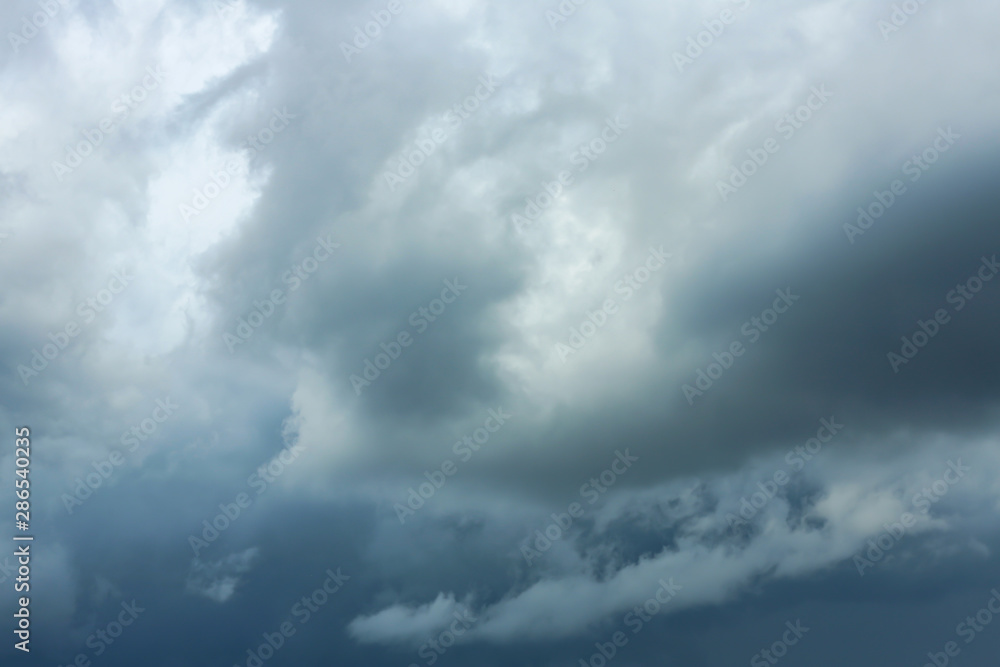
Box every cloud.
[186,547,259,603]
[3,0,1000,665]
[349,592,469,645]
[349,436,999,644]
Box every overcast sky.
[2,0,1000,665]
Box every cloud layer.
[2,0,1000,665]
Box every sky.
[2,0,1000,666]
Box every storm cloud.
[1,0,1000,665]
